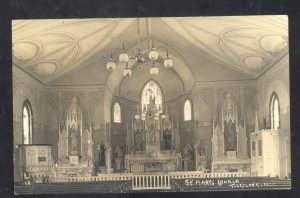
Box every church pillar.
[194,143,198,171]
[106,146,113,173]
[105,122,113,173]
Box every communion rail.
[28,171,255,191]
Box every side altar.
[56,98,95,177]
[211,93,250,173]
[125,98,181,173]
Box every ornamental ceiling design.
[12,16,288,85]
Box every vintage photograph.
[12,16,290,194]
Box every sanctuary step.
[171,177,291,192]
[14,180,132,194]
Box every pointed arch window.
[184,99,192,121]
[114,102,121,123]
[270,92,280,129]
[23,100,33,144]
[141,81,163,113]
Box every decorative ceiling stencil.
[162,16,288,77]
[12,19,135,82]
[12,16,288,85]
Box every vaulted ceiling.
[12,16,288,98]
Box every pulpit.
[18,144,54,183]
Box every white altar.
[56,97,95,177]
[211,93,250,173]
[124,98,181,173]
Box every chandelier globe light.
[123,63,132,77]
[149,46,159,61]
[150,62,159,75]
[119,42,129,63]
[163,51,173,68]
[106,53,116,70]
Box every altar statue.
[134,130,142,151]
[114,145,123,157]
[98,143,106,166]
[199,139,207,157]
[183,144,193,155]
[163,129,172,150]
[224,119,237,151]
[70,125,78,152]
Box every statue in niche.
[163,129,172,150]
[134,130,142,151]
[198,139,207,157]
[98,142,106,166]
[70,124,78,153]
[224,119,237,151]
[183,144,193,155]
[114,146,123,157]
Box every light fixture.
[164,51,173,68]
[123,62,132,77]
[149,41,159,61]
[106,18,173,76]
[119,42,129,63]
[106,53,116,71]
[150,62,159,75]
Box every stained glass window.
[270,93,280,129]
[184,100,192,121]
[23,100,33,144]
[141,81,163,113]
[114,102,121,123]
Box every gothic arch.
[217,91,241,127]
[63,96,87,126]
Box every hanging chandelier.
[106,19,173,76]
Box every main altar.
[124,97,182,173]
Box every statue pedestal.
[226,151,236,159]
[98,166,107,174]
[69,155,79,165]
[115,157,123,170]
[182,155,193,171]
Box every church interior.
[12,16,291,193]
